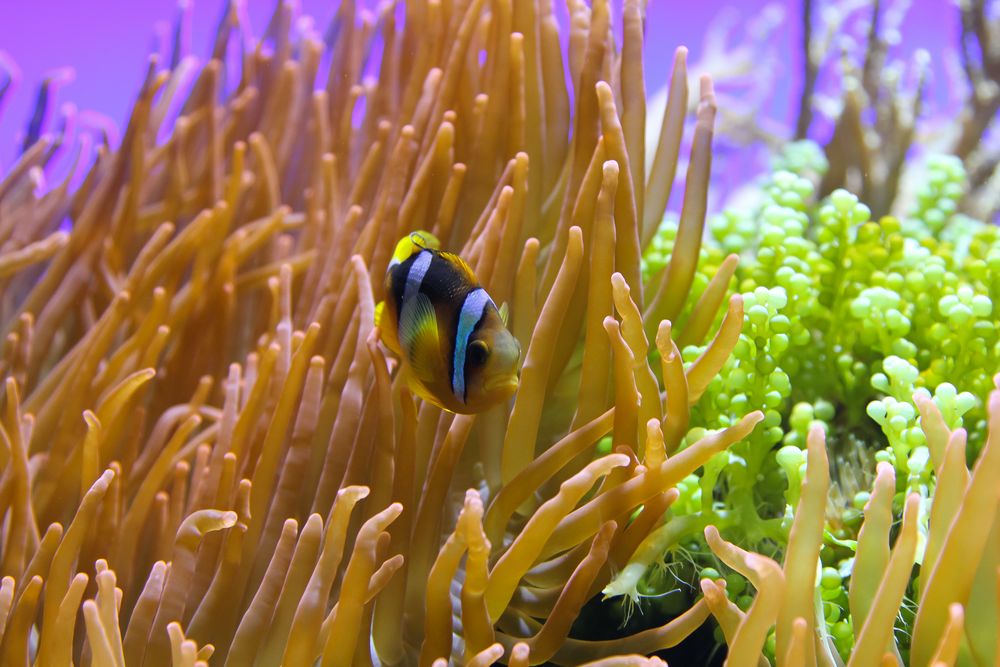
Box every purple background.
[0,0,961,169]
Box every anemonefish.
[375,231,521,414]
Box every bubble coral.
[0,0,761,663]
[698,388,1000,667]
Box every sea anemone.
[0,0,755,663]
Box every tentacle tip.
[656,319,673,337]
[806,423,826,445]
[874,460,895,480]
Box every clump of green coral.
[625,142,1000,662]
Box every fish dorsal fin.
[398,292,440,383]
[499,302,509,326]
[437,251,478,285]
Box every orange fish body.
[376,232,520,414]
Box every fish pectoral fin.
[399,292,441,384]
[374,300,385,328]
[399,365,451,412]
[499,301,509,326]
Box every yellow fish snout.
[482,331,521,398]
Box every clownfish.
[375,231,521,414]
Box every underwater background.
[1,0,999,665]
[0,0,965,162]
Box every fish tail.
[390,230,441,268]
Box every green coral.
[616,144,1000,662]
[910,155,967,237]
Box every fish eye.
[468,340,489,366]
